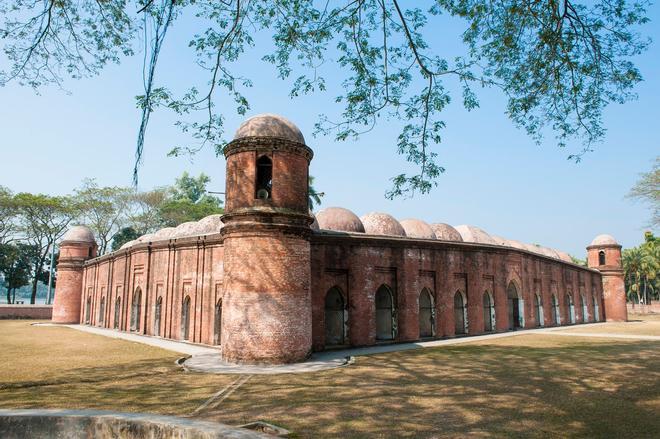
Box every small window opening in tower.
[256,155,272,199]
[598,250,606,266]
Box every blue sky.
[0,3,658,257]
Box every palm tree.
[308,176,323,212]
[623,247,643,304]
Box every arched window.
[552,294,561,325]
[454,291,467,335]
[214,299,222,345]
[482,291,495,332]
[98,297,105,326]
[130,288,142,332]
[507,281,523,330]
[581,294,588,322]
[114,296,121,329]
[534,293,544,327]
[598,250,606,266]
[325,287,347,345]
[181,296,191,341]
[255,155,273,199]
[375,285,396,341]
[85,296,92,324]
[566,293,575,324]
[154,297,162,336]
[419,288,435,338]
[593,296,600,321]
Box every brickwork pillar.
[220,114,314,364]
[52,226,97,324]
[587,235,626,322]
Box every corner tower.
[52,226,97,323]
[221,114,314,364]
[587,234,627,322]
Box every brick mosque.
[52,114,628,365]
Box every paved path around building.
[40,322,659,375]
[36,323,219,356]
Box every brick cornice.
[223,136,314,162]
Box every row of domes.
[67,207,615,265]
[119,215,224,249]
[313,207,576,262]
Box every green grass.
[1,319,659,438]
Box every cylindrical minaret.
[52,226,97,323]
[587,234,626,322]
[221,114,314,364]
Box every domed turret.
[234,113,305,144]
[360,212,406,237]
[587,233,625,322]
[316,207,365,233]
[61,225,96,244]
[52,225,98,324]
[221,113,313,364]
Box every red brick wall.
[309,234,606,351]
[76,236,225,345]
[52,242,95,324]
[222,233,312,364]
[0,305,52,319]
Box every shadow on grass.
[0,358,235,416]
[198,339,660,438]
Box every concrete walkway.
[37,323,219,356]
[546,331,660,341]
[42,322,659,375]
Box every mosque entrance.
[507,282,523,330]
[375,285,395,341]
[418,288,435,338]
[454,291,467,335]
[325,287,346,346]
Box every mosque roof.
[234,113,305,144]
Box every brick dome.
[61,225,95,244]
[490,235,508,246]
[591,234,618,246]
[554,249,573,263]
[360,212,406,237]
[316,207,365,233]
[171,222,199,238]
[454,225,497,245]
[153,227,176,240]
[196,214,224,234]
[136,233,154,243]
[431,223,463,242]
[234,113,305,144]
[400,219,436,239]
[506,239,527,250]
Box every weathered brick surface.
[54,117,625,365]
[52,241,96,323]
[587,243,626,321]
[0,305,52,319]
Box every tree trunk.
[12,288,16,304]
[30,256,45,304]
[6,287,11,304]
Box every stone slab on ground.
[0,409,272,439]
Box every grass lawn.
[556,315,660,336]
[1,319,659,438]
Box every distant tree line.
[623,232,659,305]
[0,172,223,304]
